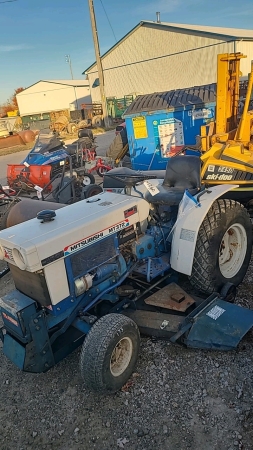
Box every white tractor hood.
[0,192,150,272]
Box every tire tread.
[80,314,139,392]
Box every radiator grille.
[70,236,117,278]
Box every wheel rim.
[83,176,92,186]
[219,223,247,278]
[110,337,133,377]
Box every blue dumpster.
[123,84,216,170]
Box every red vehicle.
[81,147,112,178]
[7,164,52,193]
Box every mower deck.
[123,283,253,350]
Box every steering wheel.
[105,172,157,188]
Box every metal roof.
[123,84,216,115]
[43,80,89,87]
[17,80,89,95]
[83,21,253,74]
[144,21,253,39]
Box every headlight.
[75,273,93,296]
[12,248,27,270]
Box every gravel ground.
[0,257,253,450]
[0,132,252,449]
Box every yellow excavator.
[200,52,253,202]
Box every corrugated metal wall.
[236,41,253,76]
[87,24,235,102]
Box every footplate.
[145,282,195,312]
[134,255,170,282]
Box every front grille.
[70,236,116,278]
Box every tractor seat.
[145,156,201,205]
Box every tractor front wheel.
[80,314,140,393]
[189,199,252,294]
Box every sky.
[0,0,253,104]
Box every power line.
[98,0,138,94]
[0,0,18,3]
[99,0,117,42]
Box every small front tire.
[82,184,103,198]
[80,314,140,393]
[82,173,95,186]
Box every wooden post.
[88,0,110,128]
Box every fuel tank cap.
[37,210,56,223]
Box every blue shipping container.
[123,84,216,170]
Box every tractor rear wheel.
[189,199,252,294]
[80,314,140,393]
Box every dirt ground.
[0,256,253,450]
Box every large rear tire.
[189,199,252,294]
[80,314,140,393]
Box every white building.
[16,80,91,117]
[83,21,253,102]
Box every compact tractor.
[1,156,253,393]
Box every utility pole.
[88,0,110,128]
[65,54,74,79]
[65,54,78,110]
